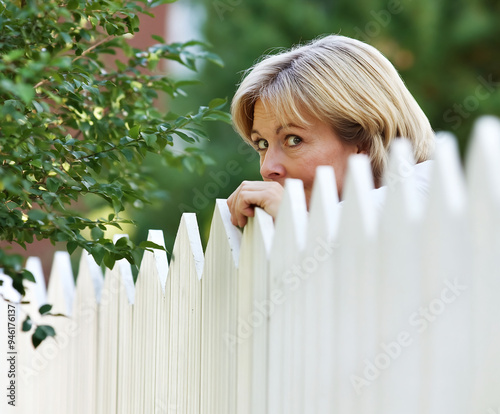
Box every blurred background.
[17,0,500,274]
[137,0,500,253]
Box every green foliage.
[0,0,230,311]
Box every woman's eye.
[256,139,268,150]
[286,135,302,146]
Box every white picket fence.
[1,116,500,414]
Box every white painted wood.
[267,178,307,414]
[333,154,377,414]
[17,257,47,413]
[419,136,472,414]
[72,251,103,414]
[237,207,274,414]
[466,116,500,413]
[166,216,203,414]
[201,199,241,414]
[96,250,124,414]
[144,230,170,414]
[0,270,21,412]
[303,166,340,413]
[9,117,500,414]
[376,139,423,413]
[40,251,75,414]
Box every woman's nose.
[260,147,286,180]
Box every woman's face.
[250,99,360,203]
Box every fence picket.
[376,139,423,413]
[72,251,102,414]
[267,178,307,414]
[166,215,203,414]
[37,251,74,414]
[466,116,500,413]
[3,117,500,414]
[16,257,47,413]
[238,207,274,414]
[303,166,339,413]
[334,154,377,414]
[420,136,472,414]
[201,199,241,414]
[96,245,133,414]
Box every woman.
[227,35,434,227]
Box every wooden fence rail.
[1,116,500,413]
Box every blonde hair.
[231,35,434,185]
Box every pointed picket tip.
[25,256,48,309]
[46,251,75,316]
[213,198,242,267]
[465,115,500,204]
[426,135,467,215]
[254,207,275,257]
[77,251,104,304]
[112,234,135,305]
[177,214,204,281]
[339,154,376,238]
[145,229,170,291]
[273,178,308,252]
[381,138,422,221]
[308,166,339,242]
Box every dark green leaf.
[32,325,56,349]
[22,270,36,283]
[22,316,32,332]
[67,241,79,255]
[139,241,166,251]
[39,304,53,315]
[91,226,104,241]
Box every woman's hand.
[227,181,284,227]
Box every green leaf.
[150,0,178,6]
[67,0,79,10]
[208,98,227,110]
[103,253,116,269]
[67,241,79,255]
[141,132,157,146]
[22,270,36,283]
[4,50,25,62]
[16,83,35,104]
[129,125,140,139]
[173,130,195,143]
[115,236,130,248]
[32,100,45,113]
[151,34,165,43]
[22,316,32,332]
[91,244,106,265]
[139,241,166,251]
[46,177,60,193]
[32,325,56,349]
[203,110,232,124]
[39,304,53,315]
[91,226,104,241]
[27,209,47,221]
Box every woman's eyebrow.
[251,124,305,136]
[276,123,305,134]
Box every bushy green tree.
[0,0,230,346]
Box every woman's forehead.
[253,97,313,129]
